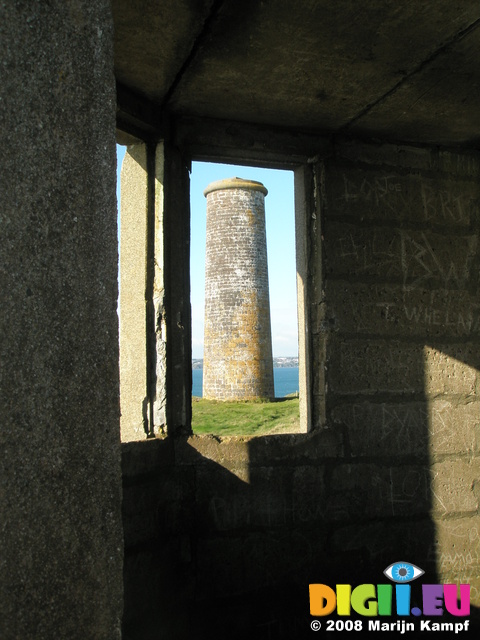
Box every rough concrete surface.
[0,2,123,638]
[119,145,148,440]
[3,0,480,638]
[121,141,480,638]
[114,0,480,146]
[111,133,480,640]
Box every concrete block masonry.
[122,142,480,637]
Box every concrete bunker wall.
[3,4,479,639]
[122,140,480,638]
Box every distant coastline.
[192,357,298,370]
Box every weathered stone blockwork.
[203,178,274,400]
[318,141,480,594]
[122,141,480,638]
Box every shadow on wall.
[121,421,479,639]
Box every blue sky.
[117,148,298,359]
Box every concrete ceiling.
[113,0,480,147]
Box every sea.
[192,367,299,398]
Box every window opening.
[190,161,300,436]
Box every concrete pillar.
[0,2,123,638]
[119,143,166,441]
[152,144,167,434]
[294,165,314,432]
[203,178,274,400]
[119,145,149,440]
[163,144,192,435]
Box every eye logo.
[384,561,424,583]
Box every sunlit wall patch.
[384,561,424,583]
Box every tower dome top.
[203,177,268,197]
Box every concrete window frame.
[118,118,330,438]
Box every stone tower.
[203,177,275,400]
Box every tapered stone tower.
[203,177,275,400]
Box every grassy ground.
[191,396,300,436]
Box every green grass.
[191,396,300,436]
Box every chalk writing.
[336,229,401,276]
[421,183,477,225]
[431,522,480,599]
[332,401,477,456]
[336,342,422,394]
[389,468,430,517]
[400,230,477,291]
[337,172,478,226]
[341,174,403,206]
[404,303,480,333]
[208,489,328,531]
[331,225,477,293]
